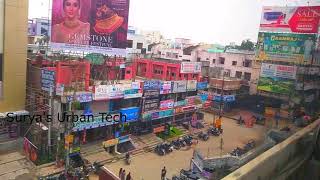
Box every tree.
[239,39,255,51]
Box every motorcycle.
[172,140,182,150]
[208,127,221,136]
[183,135,193,146]
[155,144,165,156]
[230,147,245,157]
[163,143,174,153]
[243,140,255,152]
[198,132,209,141]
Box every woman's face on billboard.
[63,0,80,19]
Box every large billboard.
[180,62,201,74]
[51,0,129,55]
[257,63,296,95]
[256,32,316,63]
[260,6,320,33]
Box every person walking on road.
[161,166,167,180]
[121,170,126,180]
[126,172,132,180]
[238,116,242,125]
[119,168,123,178]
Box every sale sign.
[260,6,320,33]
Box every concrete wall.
[0,0,28,112]
[223,119,320,180]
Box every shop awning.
[0,110,29,118]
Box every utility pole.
[48,87,53,157]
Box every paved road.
[105,113,267,180]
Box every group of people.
[119,168,132,180]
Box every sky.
[28,0,320,45]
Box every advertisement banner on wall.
[172,81,187,93]
[143,80,160,90]
[72,113,120,132]
[260,6,320,33]
[160,99,174,110]
[258,63,295,94]
[123,82,142,99]
[143,98,159,112]
[120,107,139,122]
[41,69,56,92]
[181,62,202,73]
[94,84,124,100]
[214,95,236,102]
[187,80,197,91]
[256,32,316,63]
[260,63,297,79]
[160,81,172,94]
[51,0,129,55]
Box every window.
[137,43,143,49]
[235,71,242,79]
[206,58,209,60]
[127,40,133,48]
[244,72,251,81]
[197,58,201,62]
[212,59,216,64]
[232,61,237,66]
[219,57,225,64]
[243,59,252,67]
[126,70,131,74]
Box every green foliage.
[157,127,183,140]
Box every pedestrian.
[275,111,280,128]
[161,166,167,180]
[121,170,126,180]
[238,116,242,125]
[119,168,123,177]
[126,172,132,180]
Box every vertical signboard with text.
[51,0,130,56]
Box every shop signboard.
[260,6,320,34]
[123,82,142,99]
[72,113,120,132]
[258,63,296,94]
[94,84,124,100]
[213,95,236,102]
[186,96,202,105]
[119,107,139,122]
[66,93,93,103]
[51,0,130,56]
[152,111,160,119]
[143,80,160,90]
[102,139,119,148]
[144,89,160,98]
[41,69,55,92]
[198,94,209,103]
[160,99,174,110]
[143,99,159,112]
[182,105,197,112]
[172,81,187,93]
[153,126,165,133]
[256,32,316,63]
[158,109,174,118]
[56,83,64,96]
[174,100,187,107]
[160,81,172,94]
[187,80,197,91]
[197,82,208,90]
[181,62,202,73]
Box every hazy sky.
[28,0,320,45]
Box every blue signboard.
[197,82,208,90]
[41,69,55,92]
[214,95,236,102]
[198,94,209,103]
[120,107,140,122]
[118,135,130,144]
[144,80,160,90]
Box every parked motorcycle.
[208,127,221,136]
[163,143,174,153]
[198,131,209,141]
[243,140,255,152]
[172,140,182,150]
[155,144,166,156]
[183,135,193,146]
[230,147,245,157]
